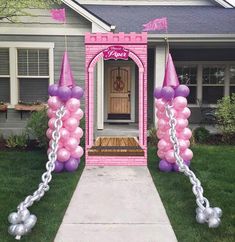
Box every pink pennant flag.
[142,17,168,32]
[50,8,66,23]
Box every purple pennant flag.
[163,53,180,88]
[142,17,168,32]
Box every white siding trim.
[9,48,18,106]
[214,0,234,8]
[49,48,54,85]
[0,42,54,48]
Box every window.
[18,49,49,102]
[0,48,10,103]
[176,65,197,104]
[229,66,235,96]
[202,66,225,104]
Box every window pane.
[188,86,197,104]
[0,48,9,75]
[230,86,235,96]
[19,78,48,102]
[203,66,225,84]
[0,77,10,102]
[202,86,224,104]
[230,66,235,84]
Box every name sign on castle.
[103,46,129,60]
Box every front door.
[107,66,131,120]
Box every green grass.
[0,150,84,242]
[148,145,235,242]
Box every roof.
[83,5,235,34]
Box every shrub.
[216,94,235,144]
[148,126,158,146]
[26,108,49,148]
[193,127,210,144]
[6,132,29,149]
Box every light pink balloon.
[64,117,79,132]
[57,148,70,162]
[180,148,193,161]
[49,140,63,149]
[64,137,79,152]
[156,129,165,139]
[46,128,53,139]
[158,139,172,151]
[47,108,56,118]
[176,118,189,131]
[71,108,84,121]
[173,96,187,110]
[66,98,80,113]
[47,148,52,155]
[158,119,169,131]
[165,149,176,164]
[179,128,192,140]
[48,117,56,130]
[48,96,63,110]
[155,98,167,112]
[178,139,188,151]
[61,109,71,121]
[71,146,84,159]
[71,127,83,139]
[185,140,190,147]
[157,149,165,159]
[177,107,191,119]
[59,128,70,141]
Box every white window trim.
[0,42,54,108]
[175,61,235,107]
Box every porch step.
[88,137,144,156]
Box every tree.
[0,0,61,22]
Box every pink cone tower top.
[163,53,179,88]
[58,51,76,87]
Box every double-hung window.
[229,66,235,96]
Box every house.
[0,0,234,162]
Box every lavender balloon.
[57,86,72,101]
[54,160,64,173]
[154,87,162,99]
[161,86,175,101]
[159,159,173,172]
[173,160,191,172]
[72,86,84,99]
[48,84,59,96]
[175,85,190,97]
[65,157,79,172]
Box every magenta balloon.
[48,84,59,96]
[57,148,70,162]
[181,148,193,161]
[48,96,62,110]
[175,85,190,97]
[46,128,53,139]
[66,98,80,113]
[71,86,84,99]
[64,137,79,152]
[59,128,70,141]
[159,159,173,172]
[57,86,72,101]
[64,157,79,172]
[64,117,79,132]
[54,160,64,173]
[71,146,84,159]
[161,86,175,101]
[48,118,56,130]
[154,87,162,99]
[165,149,176,163]
[173,96,188,110]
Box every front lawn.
[0,150,84,242]
[148,145,235,242]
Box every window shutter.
[0,48,9,75]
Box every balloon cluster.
[155,84,193,172]
[47,84,84,172]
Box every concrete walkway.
[54,166,177,242]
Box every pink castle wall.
[85,32,148,166]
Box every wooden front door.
[107,66,131,120]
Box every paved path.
[54,166,177,242]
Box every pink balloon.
[155,98,167,112]
[185,140,190,147]
[71,108,84,121]
[71,146,84,159]
[173,96,187,110]
[48,96,63,110]
[179,128,192,140]
[66,98,80,113]
[46,128,53,139]
[70,127,83,139]
[158,139,172,151]
[49,140,63,149]
[156,129,165,139]
[157,149,165,159]
[48,118,56,130]
[181,148,193,161]
[64,137,79,152]
[165,149,176,164]
[57,148,70,162]
[176,118,189,131]
[61,109,71,121]
[158,119,169,131]
[64,117,79,132]
[177,107,191,119]
[59,128,70,141]
[47,108,56,118]
[47,148,52,155]
[178,139,188,151]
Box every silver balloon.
[8,212,21,224]
[196,213,206,224]
[196,207,203,214]
[19,209,30,222]
[203,207,214,219]
[8,225,17,236]
[24,214,37,230]
[14,224,26,236]
[208,217,221,228]
[213,207,222,218]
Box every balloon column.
[47,52,84,172]
[154,54,222,228]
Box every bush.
[216,94,235,144]
[6,132,29,149]
[26,108,49,148]
[148,126,158,146]
[193,127,210,144]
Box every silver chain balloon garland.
[165,104,222,228]
[8,106,65,240]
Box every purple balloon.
[54,160,64,173]
[159,159,173,172]
[175,85,190,97]
[173,160,191,172]
[48,84,59,96]
[161,86,175,101]
[57,86,72,101]
[154,87,162,99]
[72,86,84,99]
[184,160,191,166]
[64,157,79,172]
